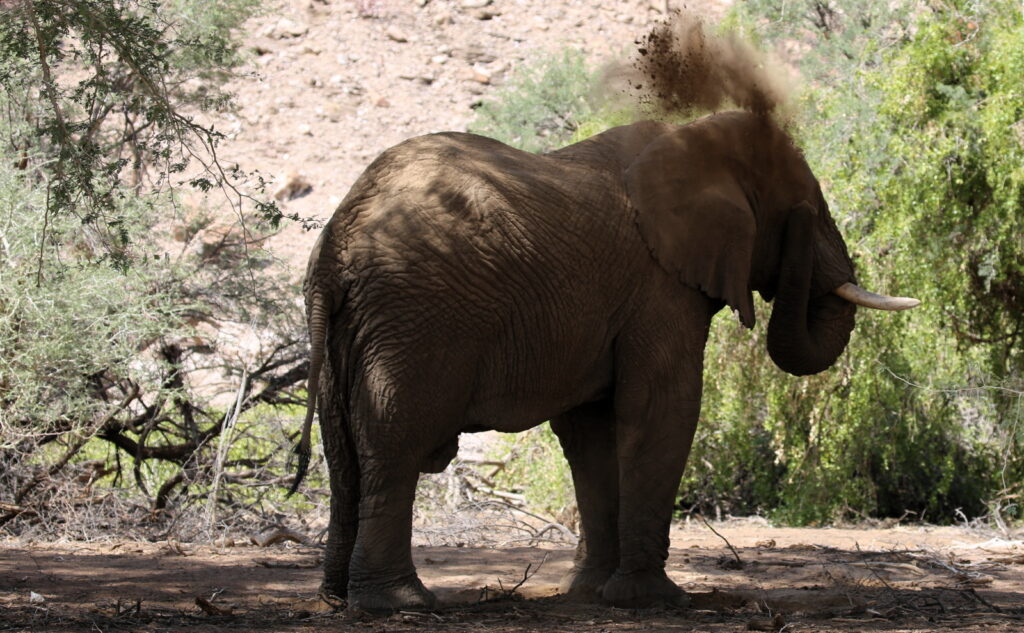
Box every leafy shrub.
[0,0,317,539]
[0,0,278,270]
[0,143,316,537]
[678,0,1024,524]
[469,49,596,153]
[489,426,574,519]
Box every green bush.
[677,0,1024,524]
[0,0,315,538]
[0,0,277,270]
[469,49,596,153]
[489,426,574,518]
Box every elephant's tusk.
[833,282,920,311]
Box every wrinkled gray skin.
[299,111,857,611]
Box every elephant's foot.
[601,569,689,609]
[348,574,437,613]
[318,576,348,601]
[559,565,615,602]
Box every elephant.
[291,110,918,612]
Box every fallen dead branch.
[842,560,926,576]
[479,554,549,602]
[746,613,786,631]
[251,526,311,547]
[904,549,1001,585]
[254,556,321,569]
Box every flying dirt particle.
[599,9,792,121]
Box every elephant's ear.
[625,131,757,328]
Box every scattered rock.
[460,43,496,64]
[470,64,492,84]
[195,596,233,616]
[273,172,314,201]
[320,102,353,122]
[375,96,391,107]
[430,54,449,65]
[386,26,409,43]
[474,9,500,20]
[297,123,313,136]
[29,592,45,604]
[399,72,436,85]
[215,535,236,548]
[460,0,492,8]
[267,18,309,39]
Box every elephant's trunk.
[766,206,856,376]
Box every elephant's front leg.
[601,319,708,608]
[551,400,619,601]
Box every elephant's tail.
[288,290,330,496]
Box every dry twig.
[699,514,743,568]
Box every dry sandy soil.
[4,523,1024,632]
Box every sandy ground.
[4,523,1023,632]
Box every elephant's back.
[324,130,641,340]
[330,131,637,292]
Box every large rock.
[273,172,313,201]
[264,18,309,39]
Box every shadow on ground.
[2,526,1023,632]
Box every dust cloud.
[603,9,791,119]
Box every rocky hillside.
[209,0,727,269]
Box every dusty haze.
[606,10,791,119]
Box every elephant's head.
[625,111,918,376]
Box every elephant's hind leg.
[344,391,437,614]
[347,455,435,612]
[319,353,358,599]
[551,401,619,602]
[320,439,357,598]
